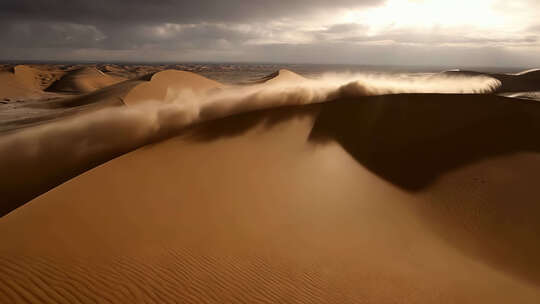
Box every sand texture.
[1,66,540,303]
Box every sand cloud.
[0,72,500,169]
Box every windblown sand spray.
[0,71,501,212]
[0,72,502,150]
[158,72,501,121]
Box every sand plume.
[0,69,503,215]
[445,68,540,93]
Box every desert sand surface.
[46,67,126,94]
[1,65,540,303]
[124,70,225,106]
[0,65,60,100]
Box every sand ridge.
[3,94,540,302]
[123,70,225,106]
[46,67,127,94]
[2,65,540,302]
[0,68,516,215]
[0,65,58,100]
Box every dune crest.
[0,71,38,99]
[13,65,64,91]
[123,70,225,106]
[0,65,60,99]
[46,67,126,94]
[259,69,307,85]
[0,69,506,214]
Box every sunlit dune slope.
[46,67,126,93]
[254,68,307,85]
[0,65,60,99]
[0,75,149,134]
[124,70,225,106]
[12,65,64,91]
[2,91,540,302]
[0,71,38,99]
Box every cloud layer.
[0,0,539,66]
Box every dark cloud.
[0,0,381,23]
[0,0,539,66]
[0,20,257,52]
[0,0,381,57]
[0,21,106,49]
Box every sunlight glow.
[343,0,509,34]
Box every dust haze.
[0,72,501,173]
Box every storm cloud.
[0,0,381,23]
[0,0,539,67]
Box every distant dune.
[46,67,126,94]
[124,70,225,106]
[0,70,38,99]
[2,65,540,303]
[13,65,63,91]
[252,68,307,85]
[0,65,60,99]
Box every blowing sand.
[1,66,540,303]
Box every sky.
[1,0,539,67]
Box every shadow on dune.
[184,104,319,141]
[134,92,540,286]
[0,103,315,217]
[184,93,540,287]
[4,92,540,219]
[308,93,540,190]
[307,93,540,286]
[185,92,540,192]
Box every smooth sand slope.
[0,80,154,212]
[124,70,225,106]
[2,88,540,303]
[254,69,308,85]
[46,67,126,94]
[0,71,38,99]
[11,65,64,91]
[0,70,224,215]
[0,65,61,100]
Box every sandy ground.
[1,66,540,303]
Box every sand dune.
[0,69,512,215]
[2,91,540,302]
[124,70,225,106]
[0,65,59,100]
[0,76,148,133]
[253,68,307,85]
[13,65,64,91]
[46,67,126,94]
[2,66,540,302]
[445,68,540,93]
[0,70,39,99]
